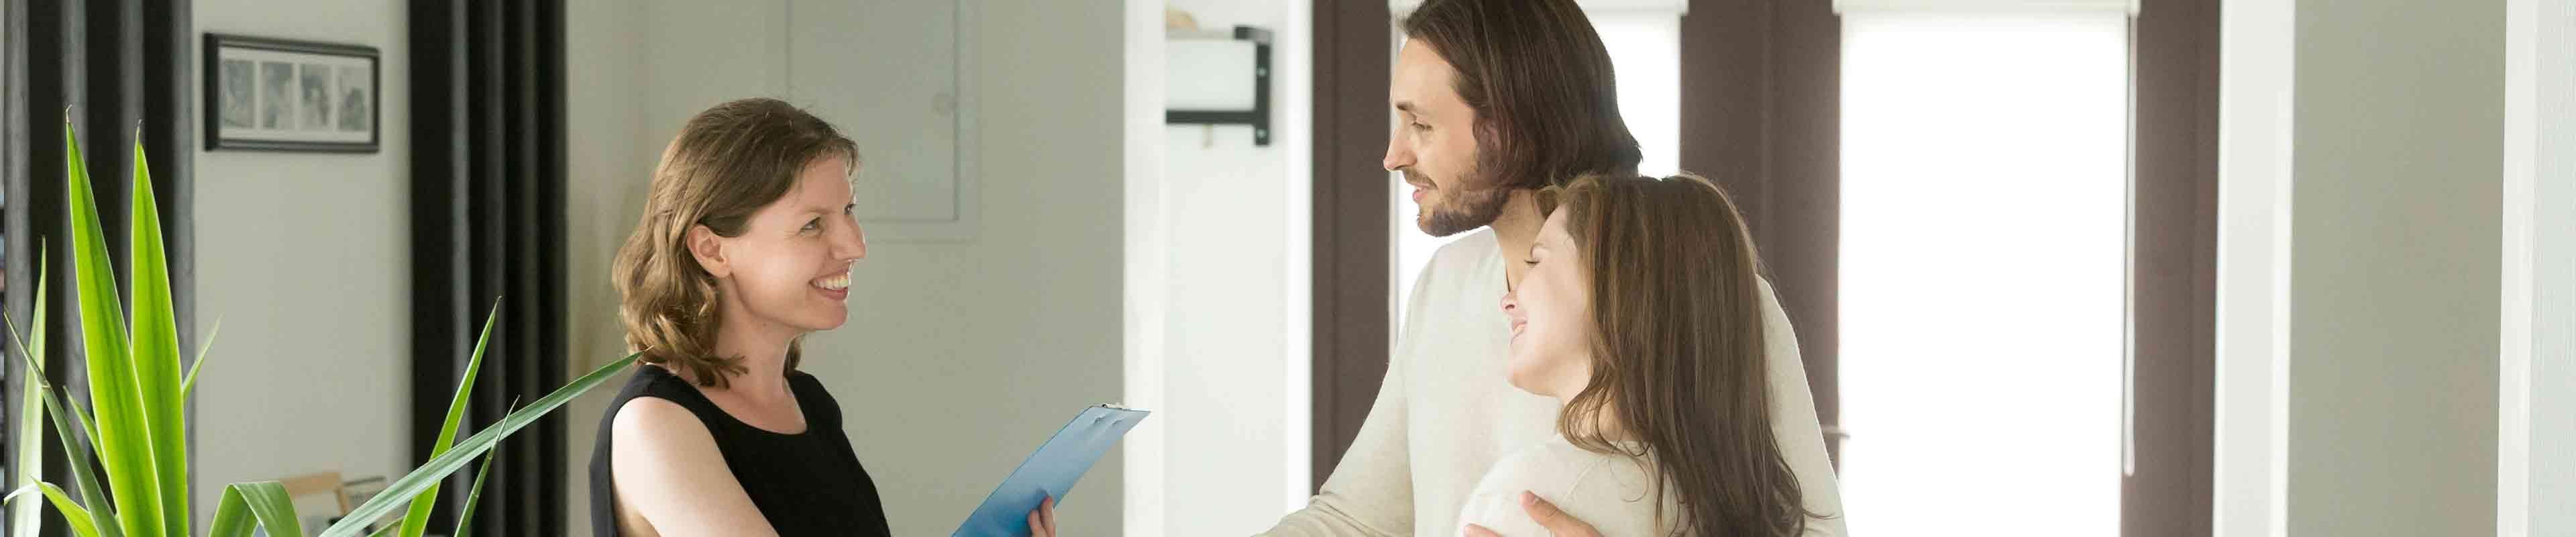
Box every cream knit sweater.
[1258,228,1847,536]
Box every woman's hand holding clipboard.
[953,404,1150,536]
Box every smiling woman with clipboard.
[586,98,1072,537]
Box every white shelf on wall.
[1165,26,1275,146]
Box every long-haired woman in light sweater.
[1462,173,1836,537]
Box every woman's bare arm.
[610,397,781,537]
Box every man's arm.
[1256,356,1412,536]
[1758,279,1848,536]
[1258,259,1456,536]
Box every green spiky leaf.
[317,353,639,537]
[34,374,124,537]
[127,130,191,537]
[7,259,119,537]
[208,482,304,537]
[181,318,220,399]
[9,242,46,537]
[398,303,500,537]
[5,482,103,537]
[64,117,166,537]
[449,434,504,537]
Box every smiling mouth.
[812,272,851,291]
[1403,170,1433,189]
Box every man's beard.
[1415,165,1512,237]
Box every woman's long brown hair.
[611,97,857,388]
[1546,173,1820,536]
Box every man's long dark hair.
[1402,0,1643,191]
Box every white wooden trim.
[2500,0,2576,534]
[2213,0,2294,535]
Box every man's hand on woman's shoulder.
[1461,491,1601,537]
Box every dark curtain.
[407,1,568,536]
[2,0,195,535]
[2125,0,2221,533]
[1678,0,1843,463]
[1306,0,1393,491]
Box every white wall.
[2219,2,2546,535]
[562,1,1129,535]
[2500,0,2576,534]
[1126,1,1315,536]
[190,0,411,531]
[561,0,649,533]
[1120,1,1171,534]
[2283,0,2506,534]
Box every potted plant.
[3,119,638,537]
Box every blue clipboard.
[953,404,1149,536]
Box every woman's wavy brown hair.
[612,97,857,388]
[1542,173,1822,536]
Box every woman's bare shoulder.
[612,397,711,448]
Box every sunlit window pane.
[1838,11,2129,536]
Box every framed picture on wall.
[202,34,379,152]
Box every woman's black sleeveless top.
[588,365,892,536]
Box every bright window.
[1837,10,2131,535]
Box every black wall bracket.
[1165,25,1273,146]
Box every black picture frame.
[202,34,380,152]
